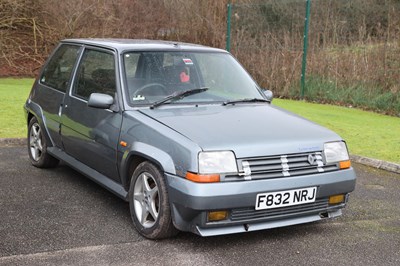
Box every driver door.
[61,47,122,181]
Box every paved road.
[0,147,399,266]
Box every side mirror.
[88,93,114,109]
[263,89,273,102]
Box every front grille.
[231,198,330,222]
[225,152,339,181]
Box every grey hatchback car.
[24,39,356,239]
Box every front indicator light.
[208,211,228,222]
[186,172,220,183]
[339,160,351,169]
[329,194,345,205]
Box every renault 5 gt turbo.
[24,39,356,239]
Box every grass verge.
[0,78,399,163]
[0,78,33,138]
[274,98,400,164]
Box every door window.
[73,49,116,100]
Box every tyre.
[28,117,59,168]
[128,161,178,239]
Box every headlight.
[198,151,238,174]
[324,141,350,167]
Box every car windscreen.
[123,51,264,106]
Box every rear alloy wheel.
[28,117,59,168]
[129,161,178,239]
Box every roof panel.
[61,38,226,53]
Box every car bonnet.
[139,104,342,158]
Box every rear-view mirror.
[263,89,273,102]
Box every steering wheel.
[133,83,168,97]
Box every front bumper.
[165,168,356,236]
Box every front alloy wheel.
[129,161,178,239]
[133,172,160,228]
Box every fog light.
[329,194,345,205]
[339,160,351,169]
[207,211,228,222]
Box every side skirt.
[48,147,128,200]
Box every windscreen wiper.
[150,87,209,109]
[222,98,270,106]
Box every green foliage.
[293,76,400,116]
[378,92,400,112]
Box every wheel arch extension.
[25,103,54,147]
[120,145,176,192]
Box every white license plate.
[255,187,317,210]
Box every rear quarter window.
[40,44,80,93]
